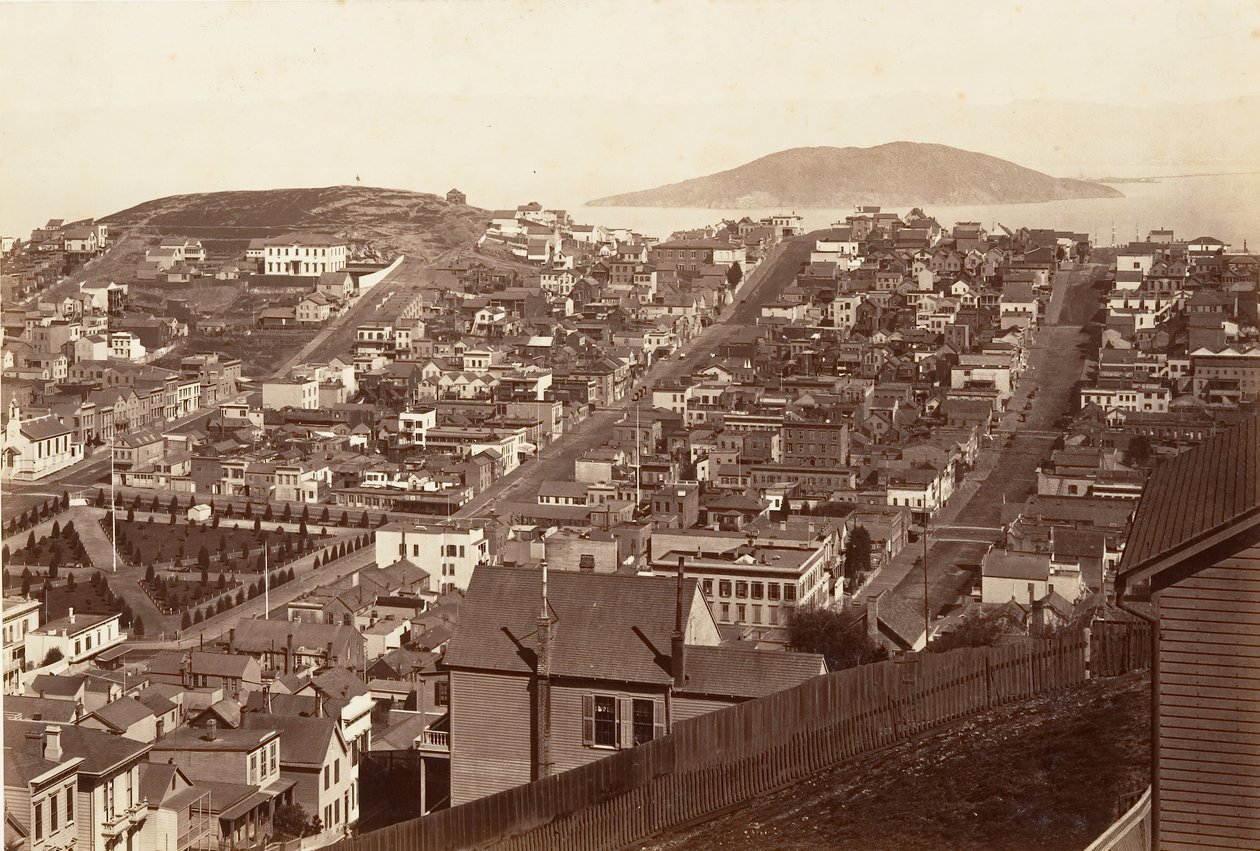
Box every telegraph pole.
[922,512,930,642]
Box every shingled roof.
[1118,415,1259,580]
[443,566,707,685]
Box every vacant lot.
[643,672,1150,851]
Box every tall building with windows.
[263,233,348,277]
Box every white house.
[375,521,489,593]
[263,233,348,277]
[25,609,124,667]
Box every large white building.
[375,521,489,593]
[263,233,348,277]
[2,404,81,482]
[3,597,40,694]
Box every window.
[718,579,731,597]
[632,699,659,745]
[720,602,730,621]
[784,584,797,602]
[737,604,747,622]
[65,785,73,824]
[50,793,58,831]
[250,754,258,784]
[34,802,43,840]
[735,581,748,599]
[270,742,277,775]
[324,765,330,790]
[751,582,764,600]
[702,579,713,596]
[434,681,450,706]
[582,695,619,748]
[334,759,340,784]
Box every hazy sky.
[2,0,1258,233]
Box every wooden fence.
[328,630,1116,851]
[1089,618,1152,678]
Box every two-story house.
[443,566,824,805]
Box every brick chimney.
[43,725,62,761]
[671,555,687,688]
[205,718,217,742]
[534,561,553,780]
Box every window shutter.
[581,694,594,746]
[618,698,632,750]
[653,699,666,741]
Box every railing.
[417,729,450,752]
[1084,787,1151,851]
[102,810,130,837]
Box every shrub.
[787,604,888,671]
[42,648,64,666]
[132,616,144,637]
[339,511,349,527]
[180,611,192,629]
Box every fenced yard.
[330,623,1148,851]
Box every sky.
[2,0,1259,234]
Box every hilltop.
[589,142,1123,208]
[102,184,488,260]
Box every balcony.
[129,801,149,825]
[101,811,129,838]
[415,728,450,754]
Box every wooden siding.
[549,681,664,776]
[450,670,532,805]
[670,695,738,724]
[1156,547,1260,850]
[329,631,1104,851]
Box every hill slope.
[103,185,487,260]
[640,672,1150,851]
[589,142,1122,208]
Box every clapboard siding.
[1156,547,1260,850]
[548,681,665,777]
[450,670,533,806]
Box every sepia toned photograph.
[1,1,1257,849]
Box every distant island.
[589,142,1123,208]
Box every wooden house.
[1114,415,1259,849]
[442,566,824,805]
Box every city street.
[858,262,1107,627]
[453,231,816,520]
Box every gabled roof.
[86,696,154,731]
[677,646,824,699]
[1118,414,1259,581]
[239,713,342,769]
[5,719,148,777]
[444,566,708,684]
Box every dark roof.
[5,720,148,776]
[1,695,78,723]
[87,696,153,731]
[443,566,703,685]
[677,646,823,699]
[1119,415,1259,577]
[239,713,342,769]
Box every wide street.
[857,261,1107,628]
[453,231,818,520]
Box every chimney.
[286,633,294,675]
[1028,582,1036,605]
[316,691,325,719]
[534,561,553,780]
[868,593,881,638]
[205,718,217,742]
[672,556,687,688]
[229,628,236,653]
[43,726,62,761]
[325,641,335,666]
[68,608,75,625]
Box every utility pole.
[263,542,269,620]
[922,512,930,643]
[110,440,117,573]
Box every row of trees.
[177,567,297,630]
[3,491,71,536]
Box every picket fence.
[328,630,1112,851]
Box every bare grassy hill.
[102,185,487,260]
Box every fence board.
[328,629,1144,851]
